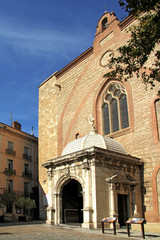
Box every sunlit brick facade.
[39,12,160,230]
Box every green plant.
[16,197,36,215]
[104,0,160,88]
[0,192,16,216]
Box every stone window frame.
[24,163,30,174]
[7,159,13,170]
[102,81,129,136]
[94,79,134,138]
[155,99,160,141]
[24,182,30,196]
[151,96,160,144]
[24,146,30,155]
[8,141,14,150]
[7,178,13,192]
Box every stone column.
[46,206,55,225]
[106,173,119,218]
[107,181,120,229]
[54,192,61,225]
[82,159,92,228]
[132,185,140,217]
[46,168,55,225]
[108,182,116,217]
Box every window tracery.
[102,82,129,135]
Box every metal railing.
[22,172,32,178]
[4,168,16,176]
[6,148,16,156]
[23,154,32,160]
[0,189,32,197]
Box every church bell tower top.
[95,11,119,37]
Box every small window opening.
[75,133,80,139]
[102,18,108,31]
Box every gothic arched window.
[102,82,129,135]
[155,99,160,139]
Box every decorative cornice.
[38,71,58,88]
[0,123,38,144]
[42,146,142,170]
[55,47,93,79]
[118,14,135,30]
[39,47,93,88]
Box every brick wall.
[39,12,160,222]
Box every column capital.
[108,181,116,190]
[47,168,53,179]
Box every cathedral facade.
[38,12,160,228]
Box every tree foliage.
[16,197,36,214]
[104,0,160,87]
[0,192,16,216]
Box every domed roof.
[62,132,126,156]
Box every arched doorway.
[62,179,83,224]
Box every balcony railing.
[6,148,16,156]
[23,153,32,160]
[4,168,16,176]
[0,189,32,197]
[0,189,14,195]
[23,191,30,197]
[22,172,32,179]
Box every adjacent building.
[0,121,38,221]
[38,12,160,229]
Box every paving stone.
[0,223,160,240]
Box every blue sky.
[0,0,126,137]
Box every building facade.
[0,121,38,221]
[39,12,160,228]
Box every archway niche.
[62,179,83,224]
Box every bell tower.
[93,12,120,53]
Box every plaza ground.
[0,222,160,240]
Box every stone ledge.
[132,223,160,233]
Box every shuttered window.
[102,82,129,134]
